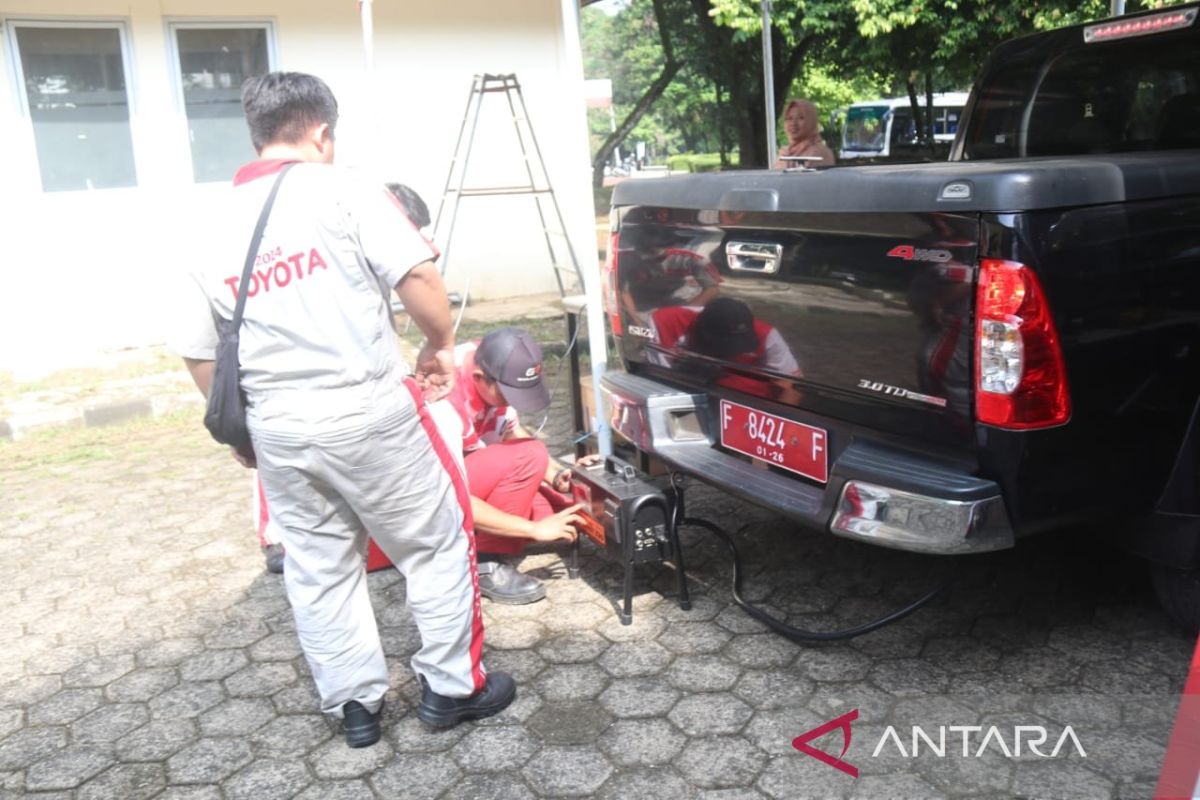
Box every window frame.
[2,16,141,191]
[4,17,138,119]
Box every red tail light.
[601,230,622,337]
[975,259,1070,429]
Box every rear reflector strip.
[1084,8,1197,43]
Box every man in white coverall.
[172,72,514,747]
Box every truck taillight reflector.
[1084,8,1196,43]
[975,259,1070,429]
[602,231,622,337]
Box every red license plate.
[719,400,828,483]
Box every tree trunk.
[924,72,935,149]
[590,0,679,190]
[905,78,925,149]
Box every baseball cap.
[688,298,759,359]
[474,327,551,414]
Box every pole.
[761,0,777,168]
[561,0,612,455]
[1110,0,1125,15]
[358,0,379,167]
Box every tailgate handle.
[726,242,782,275]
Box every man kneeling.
[446,327,591,604]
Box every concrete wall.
[0,0,595,374]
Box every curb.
[0,391,204,442]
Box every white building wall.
[0,0,595,373]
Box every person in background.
[173,72,514,747]
[775,98,836,168]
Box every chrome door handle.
[726,242,782,275]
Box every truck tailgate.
[615,207,980,449]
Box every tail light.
[975,259,1070,429]
[601,230,622,337]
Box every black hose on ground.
[671,474,949,642]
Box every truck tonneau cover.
[611,152,1200,214]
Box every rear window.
[963,31,1199,159]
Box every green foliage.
[666,152,738,172]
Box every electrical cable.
[669,472,949,642]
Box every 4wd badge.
[887,245,952,263]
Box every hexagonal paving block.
[167,737,254,784]
[598,718,686,768]
[918,750,1016,796]
[482,649,547,683]
[537,631,611,664]
[247,634,305,663]
[370,751,461,800]
[203,620,270,649]
[250,714,333,758]
[599,767,691,800]
[104,667,180,703]
[71,702,150,744]
[756,756,856,800]
[596,611,667,644]
[675,736,767,789]
[149,681,227,720]
[388,714,470,754]
[198,697,277,737]
[668,692,754,737]
[919,637,1001,675]
[742,707,831,758]
[294,780,373,800]
[540,602,611,634]
[0,673,62,707]
[272,682,322,715]
[114,719,199,762]
[308,735,393,779]
[527,701,614,745]
[0,708,23,740]
[867,659,950,697]
[598,641,673,678]
[521,744,613,797]
[62,653,135,688]
[223,759,312,800]
[808,683,894,725]
[180,650,250,683]
[666,655,743,692]
[24,644,97,675]
[995,650,1083,691]
[794,647,873,683]
[24,744,109,791]
[450,724,540,772]
[224,662,298,698]
[473,689,545,728]
[0,726,68,770]
[734,669,814,710]
[78,763,167,800]
[441,773,537,800]
[533,663,610,702]
[726,635,801,670]
[658,621,734,655]
[138,638,207,668]
[27,688,104,725]
[598,678,680,719]
[485,621,547,651]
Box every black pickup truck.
[599,4,1200,630]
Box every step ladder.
[432,73,587,319]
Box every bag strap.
[231,162,295,328]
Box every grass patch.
[0,408,200,477]
[0,347,183,403]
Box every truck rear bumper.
[602,370,1014,555]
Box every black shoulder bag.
[204,164,294,454]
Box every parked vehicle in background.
[600,4,1200,631]
[839,92,970,161]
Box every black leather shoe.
[416,671,516,729]
[343,700,382,748]
[477,560,545,605]
[263,544,284,574]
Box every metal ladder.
[432,73,587,316]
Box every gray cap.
[474,327,550,414]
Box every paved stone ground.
[0,395,1194,799]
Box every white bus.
[839,92,971,160]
